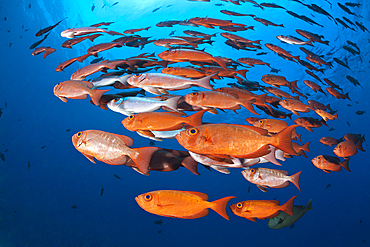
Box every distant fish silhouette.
[0,152,5,162]
[71,205,77,209]
[152,7,161,12]
[113,174,121,180]
[66,129,71,132]
[154,220,163,225]
[356,110,366,115]
[290,223,295,229]
[112,2,119,6]
[41,145,46,149]
[326,183,332,189]
[28,161,31,169]
[100,186,104,196]
[91,4,95,11]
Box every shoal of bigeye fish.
[30,0,367,228]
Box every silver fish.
[107,96,180,115]
[91,75,132,89]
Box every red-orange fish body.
[333,141,359,159]
[230,196,297,221]
[311,155,350,173]
[135,190,236,220]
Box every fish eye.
[259,120,263,124]
[76,132,82,137]
[191,92,198,96]
[128,115,135,120]
[144,193,152,201]
[236,203,243,209]
[113,98,119,102]
[134,74,140,77]
[317,156,321,160]
[250,168,256,174]
[188,128,198,135]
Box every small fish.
[149,140,155,146]
[102,4,106,8]
[91,4,95,11]
[257,52,267,56]
[71,205,77,209]
[112,2,119,6]
[113,174,121,180]
[360,220,362,223]
[169,30,175,36]
[29,3,31,8]
[347,122,350,127]
[167,4,173,7]
[270,68,281,73]
[326,183,332,189]
[66,128,71,132]
[100,186,104,196]
[28,161,30,169]
[158,231,162,234]
[329,127,335,131]
[215,3,223,6]
[0,107,3,117]
[356,110,366,115]
[41,145,46,149]
[346,75,363,89]
[247,186,251,193]
[290,224,295,229]
[4,17,7,21]
[152,7,161,12]
[0,152,5,161]
[154,220,164,225]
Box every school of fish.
[31,0,367,226]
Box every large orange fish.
[158,48,228,70]
[230,196,298,222]
[249,118,301,142]
[135,190,236,219]
[333,141,360,159]
[72,130,159,174]
[53,80,109,106]
[279,99,313,115]
[122,110,206,138]
[261,74,298,90]
[176,124,298,159]
[32,46,56,58]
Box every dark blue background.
[0,0,369,246]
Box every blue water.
[0,0,369,246]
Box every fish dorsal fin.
[114,134,134,147]
[268,200,280,205]
[181,191,209,201]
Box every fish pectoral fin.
[82,153,96,164]
[245,217,257,222]
[142,86,162,95]
[131,167,149,176]
[157,203,175,208]
[137,130,155,137]
[256,185,268,192]
[58,96,68,102]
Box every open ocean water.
[0,0,369,246]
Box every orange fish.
[251,118,301,142]
[72,130,159,174]
[296,29,329,45]
[32,46,56,58]
[53,80,109,105]
[158,48,228,70]
[265,43,300,61]
[183,91,258,115]
[176,124,298,159]
[242,168,302,191]
[303,80,327,95]
[188,17,246,29]
[55,54,92,72]
[279,99,312,116]
[70,59,126,80]
[161,66,209,79]
[62,34,102,48]
[237,57,271,68]
[61,26,124,38]
[253,17,284,27]
[333,141,359,159]
[230,196,298,222]
[311,155,350,173]
[135,190,236,219]
[123,26,150,34]
[122,110,206,138]
[87,42,123,55]
[326,87,351,100]
[294,117,328,132]
[319,137,342,147]
[314,109,339,121]
[344,133,366,152]
[261,74,298,90]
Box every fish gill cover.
[0,0,369,246]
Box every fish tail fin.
[290,80,299,90]
[290,171,302,191]
[210,196,236,220]
[340,159,351,172]
[184,109,207,127]
[334,113,339,120]
[345,92,351,101]
[236,69,249,79]
[255,40,262,45]
[181,156,200,175]
[164,96,181,112]
[279,24,285,28]
[306,40,314,46]
[90,89,110,106]
[323,40,330,45]
[280,195,298,216]
[145,26,151,31]
[273,125,298,156]
[239,99,259,115]
[196,73,214,90]
[130,147,160,175]
[189,42,198,48]
[257,93,267,105]
[304,199,313,211]
[213,57,228,70]
[301,141,311,152]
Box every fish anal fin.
[178,209,209,219]
[271,181,289,189]
[82,153,96,163]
